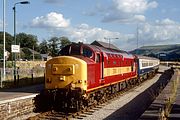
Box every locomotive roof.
[60,42,134,59]
[85,44,134,59]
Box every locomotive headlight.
[84,80,87,85]
[59,76,65,81]
[78,80,82,83]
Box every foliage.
[60,36,71,49]
[0,32,13,52]
[21,47,32,60]
[48,36,71,56]
[16,32,39,51]
[0,31,72,60]
[48,37,60,56]
[0,45,3,59]
[20,47,41,60]
[39,40,49,54]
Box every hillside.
[130,44,180,61]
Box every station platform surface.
[0,84,43,103]
[168,70,180,120]
[139,68,179,120]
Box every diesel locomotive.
[42,42,160,111]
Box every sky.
[0,0,180,51]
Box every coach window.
[149,62,153,66]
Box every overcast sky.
[0,0,180,51]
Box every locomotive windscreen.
[59,44,94,59]
[59,44,81,56]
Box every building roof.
[27,48,40,55]
[91,40,120,50]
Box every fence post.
[0,68,2,88]
[17,67,19,86]
[14,68,16,86]
[31,67,34,84]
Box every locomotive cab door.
[96,52,105,85]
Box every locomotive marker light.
[13,1,30,83]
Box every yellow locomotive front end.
[45,56,87,91]
[43,56,88,111]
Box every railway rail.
[28,79,142,120]
[27,73,161,120]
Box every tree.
[0,32,13,52]
[39,40,49,54]
[48,37,60,57]
[47,36,71,56]
[60,36,71,49]
[16,33,39,51]
[21,47,31,60]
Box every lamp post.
[1,0,6,88]
[104,37,119,48]
[13,1,30,84]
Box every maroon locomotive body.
[42,42,140,111]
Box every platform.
[139,69,179,120]
[168,70,180,120]
[0,84,43,119]
[0,84,43,103]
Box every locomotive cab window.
[59,45,71,55]
[70,44,81,55]
[83,47,93,58]
[59,44,81,56]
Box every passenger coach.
[136,55,160,79]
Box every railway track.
[27,68,174,120]
[27,79,146,120]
